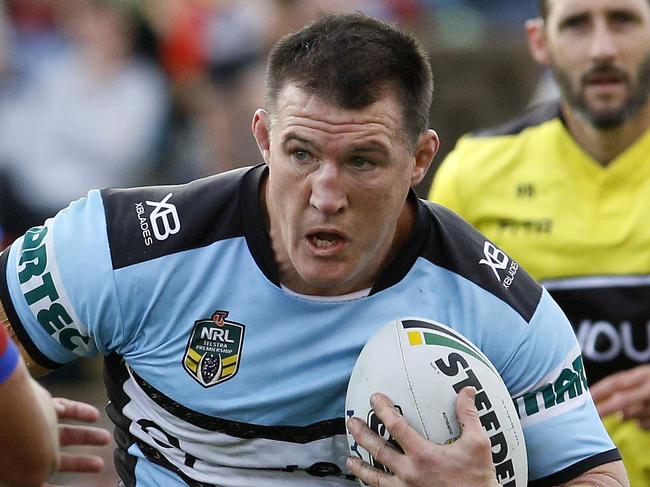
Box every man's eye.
[561,15,589,30]
[292,150,312,162]
[610,11,638,26]
[350,157,374,169]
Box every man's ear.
[410,129,440,187]
[525,18,551,66]
[252,109,271,165]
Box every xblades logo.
[146,193,181,241]
[479,241,509,281]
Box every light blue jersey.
[0,165,618,486]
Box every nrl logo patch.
[183,310,245,387]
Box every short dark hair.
[265,13,433,146]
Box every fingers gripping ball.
[345,317,527,486]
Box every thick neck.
[561,101,650,166]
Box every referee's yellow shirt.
[430,102,650,486]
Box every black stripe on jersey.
[420,202,542,323]
[240,164,280,285]
[104,353,138,487]
[473,101,561,138]
[130,367,346,443]
[0,246,64,370]
[370,190,429,295]
[528,449,621,486]
[135,441,218,487]
[103,166,257,270]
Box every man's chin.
[580,106,628,129]
[579,94,647,128]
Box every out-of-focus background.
[0,0,551,484]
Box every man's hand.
[590,364,650,429]
[52,397,112,474]
[346,387,498,487]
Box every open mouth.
[308,232,345,251]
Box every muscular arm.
[1,300,51,377]
[0,298,112,484]
[562,460,628,487]
[348,391,630,487]
[0,327,60,486]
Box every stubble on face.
[553,53,650,128]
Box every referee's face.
[538,0,650,127]
[252,84,437,296]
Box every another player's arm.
[0,295,112,481]
[0,308,60,486]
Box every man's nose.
[590,20,619,63]
[308,162,348,214]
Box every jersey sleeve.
[0,326,19,383]
[503,289,619,484]
[0,190,124,369]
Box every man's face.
[545,0,650,127]
[253,84,436,296]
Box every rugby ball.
[345,317,527,486]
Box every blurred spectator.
[0,0,68,95]
[0,0,170,244]
[139,0,264,182]
[464,0,537,28]
[0,0,541,242]
[416,0,537,48]
[142,0,400,183]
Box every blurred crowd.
[0,0,539,249]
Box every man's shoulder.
[100,165,263,270]
[448,101,563,162]
[472,100,562,138]
[417,200,543,323]
[432,101,564,201]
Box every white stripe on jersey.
[512,345,590,428]
[122,367,355,486]
[16,225,95,356]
